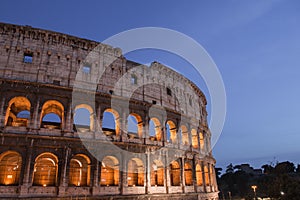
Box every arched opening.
[5,96,31,127]
[102,108,120,136]
[151,160,164,186]
[149,118,162,141]
[33,153,58,186]
[73,104,94,132]
[170,161,180,186]
[0,151,22,185]
[180,125,189,146]
[100,156,119,186]
[191,129,198,149]
[196,164,203,186]
[200,132,205,150]
[127,158,144,187]
[42,113,61,129]
[127,113,143,138]
[184,162,193,186]
[69,154,91,186]
[40,100,64,129]
[166,120,176,143]
[204,165,210,186]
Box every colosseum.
[0,22,219,199]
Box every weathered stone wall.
[0,22,218,200]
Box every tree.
[274,161,295,174]
[215,167,222,179]
[261,164,274,174]
[226,163,234,174]
[296,164,300,173]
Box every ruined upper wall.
[0,22,207,122]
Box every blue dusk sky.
[1,0,300,170]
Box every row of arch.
[0,151,215,189]
[3,97,208,149]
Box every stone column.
[143,115,149,140]
[120,153,128,194]
[145,151,151,193]
[94,104,101,134]
[211,164,218,192]
[93,160,99,187]
[20,139,34,197]
[165,155,170,194]
[96,105,104,139]
[205,132,212,155]
[209,163,215,192]
[31,98,40,130]
[204,132,209,156]
[58,146,71,196]
[192,156,197,192]
[64,102,73,133]
[0,96,5,127]
[138,121,144,139]
[181,157,185,193]
[201,162,206,193]
[197,129,201,152]
[162,125,166,145]
[187,125,192,149]
[207,163,212,192]
[121,110,127,141]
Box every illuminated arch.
[102,108,120,136]
[151,160,164,186]
[170,160,180,186]
[149,118,162,141]
[0,151,22,185]
[180,125,189,146]
[40,100,64,129]
[127,113,143,138]
[100,156,119,186]
[184,162,193,186]
[33,153,58,186]
[191,129,198,149]
[196,164,203,186]
[69,154,91,186]
[127,158,144,186]
[73,104,94,132]
[199,132,205,151]
[5,96,31,127]
[166,120,177,143]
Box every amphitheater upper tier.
[0,22,218,200]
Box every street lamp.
[251,185,257,200]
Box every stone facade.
[0,22,219,199]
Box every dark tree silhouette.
[218,161,300,199]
